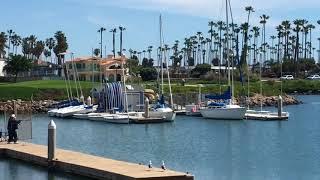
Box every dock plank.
[0,142,193,180]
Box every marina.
[1,0,320,179]
[0,95,318,180]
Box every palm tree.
[260,14,269,63]
[208,21,216,63]
[0,32,8,58]
[45,37,56,64]
[245,6,255,24]
[33,41,45,59]
[251,26,260,65]
[119,26,126,57]
[93,48,100,57]
[281,20,291,59]
[7,30,14,55]
[110,28,117,58]
[28,35,37,59]
[97,27,106,58]
[293,19,303,76]
[307,24,315,59]
[53,31,68,77]
[10,34,21,55]
[147,46,153,59]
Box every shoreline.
[0,94,302,114]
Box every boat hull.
[149,108,176,121]
[200,106,246,120]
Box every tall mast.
[225,0,232,104]
[160,15,164,95]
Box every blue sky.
[1,0,320,58]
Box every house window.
[76,63,82,69]
[82,63,86,69]
[69,64,72,69]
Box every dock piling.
[48,120,56,162]
[278,95,283,117]
[144,98,150,118]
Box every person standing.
[7,114,20,144]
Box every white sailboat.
[148,14,176,122]
[199,0,246,120]
[245,49,289,120]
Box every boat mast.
[160,15,164,96]
[225,0,232,105]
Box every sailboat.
[199,0,246,120]
[148,14,176,122]
[48,53,97,118]
[245,42,289,120]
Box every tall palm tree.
[0,32,8,58]
[245,6,255,25]
[10,34,21,55]
[293,19,303,76]
[281,20,291,59]
[260,14,269,63]
[119,26,126,57]
[28,35,37,59]
[307,24,315,59]
[53,31,68,77]
[251,26,260,65]
[98,27,106,58]
[147,46,153,59]
[45,37,56,64]
[7,30,14,55]
[110,28,117,58]
[208,21,216,63]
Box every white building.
[0,58,6,77]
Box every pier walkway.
[0,142,193,180]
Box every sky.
[1,0,320,59]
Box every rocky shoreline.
[236,94,302,107]
[0,100,58,114]
[0,94,301,114]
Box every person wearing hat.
[7,114,21,144]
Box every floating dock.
[130,117,167,124]
[0,142,193,180]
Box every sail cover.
[205,87,231,100]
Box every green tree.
[93,48,100,57]
[0,32,8,58]
[53,31,68,76]
[3,55,33,82]
[139,67,157,81]
[191,63,211,78]
[45,37,56,63]
[33,41,45,59]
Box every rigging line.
[74,53,83,98]
[71,53,79,99]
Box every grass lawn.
[0,79,319,101]
[0,80,98,101]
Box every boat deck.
[0,142,193,180]
[245,113,289,121]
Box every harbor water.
[1,95,320,180]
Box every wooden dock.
[0,142,193,180]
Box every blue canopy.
[208,102,225,107]
[205,87,232,100]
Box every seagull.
[148,160,152,168]
[161,160,166,170]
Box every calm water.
[0,158,93,180]
[1,95,320,180]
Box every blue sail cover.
[205,87,232,100]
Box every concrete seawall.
[0,143,193,180]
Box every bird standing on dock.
[161,160,166,170]
[148,160,152,168]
